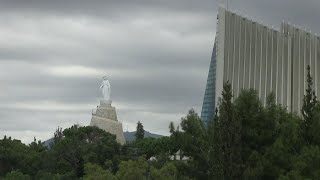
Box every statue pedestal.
[90,100,125,145]
[100,100,112,105]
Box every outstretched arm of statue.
[100,83,104,89]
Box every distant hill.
[43,138,54,148]
[124,131,163,142]
[43,130,163,147]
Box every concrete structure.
[90,100,126,145]
[201,7,320,124]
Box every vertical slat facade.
[292,28,300,112]
[204,8,320,118]
[266,29,273,97]
[250,23,256,88]
[317,38,320,97]
[233,15,240,97]
[244,19,251,88]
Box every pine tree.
[135,121,145,140]
[301,65,317,144]
[218,81,242,179]
[53,126,63,144]
[208,107,223,179]
[169,122,175,135]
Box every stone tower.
[90,100,126,145]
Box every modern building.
[201,7,320,124]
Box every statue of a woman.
[100,76,111,100]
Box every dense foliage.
[1,67,320,179]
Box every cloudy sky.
[1,0,320,143]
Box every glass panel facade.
[201,43,217,125]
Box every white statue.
[100,76,111,100]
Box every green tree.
[53,126,63,144]
[0,137,33,176]
[178,109,208,179]
[168,122,181,160]
[150,162,178,180]
[116,157,148,180]
[242,99,301,179]
[169,122,175,135]
[218,81,242,179]
[83,163,115,180]
[301,65,317,144]
[309,103,320,144]
[34,171,64,180]
[4,171,31,180]
[135,121,145,140]
[133,137,173,160]
[208,109,223,179]
[25,138,47,177]
[234,89,267,177]
[281,145,320,179]
[49,125,120,178]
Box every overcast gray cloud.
[1,0,320,143]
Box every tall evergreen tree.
[208,108,223,179]
[234,89,262,176]
[301,65,317,144]
[53,126,63,144]
[169,122,175,135]
[135,121,145,140]
[218,81,242,179]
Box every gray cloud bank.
[0,0,319,143]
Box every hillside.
[124,131,162,142]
